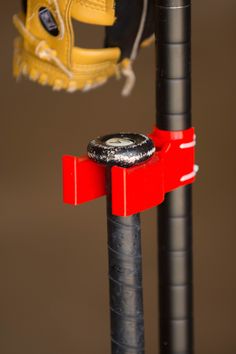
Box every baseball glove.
[13,0,154,95]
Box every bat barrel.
[88,133,155,354]
[107,204,145,354]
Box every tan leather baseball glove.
[13,0,154,95]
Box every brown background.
[1,1,236,353]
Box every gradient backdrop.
[1,1,236,353]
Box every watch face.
[39,7,59,37]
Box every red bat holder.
[63,127,196,216]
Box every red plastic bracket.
[63,128,196,216]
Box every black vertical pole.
[155,1,193,353]
[87,133,155,354]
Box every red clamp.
[63,128,197,216]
